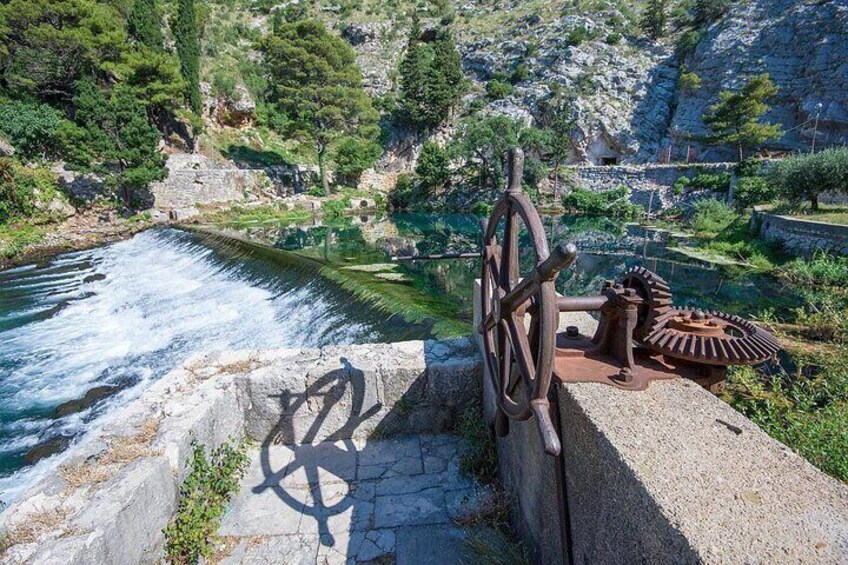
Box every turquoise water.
[0,213,797,501]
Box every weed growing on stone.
[163,439,249,565]
[456,406,499,486]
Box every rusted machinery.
[477,149,781,456]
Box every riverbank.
[0,207,155,271]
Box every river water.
[0,214,797,503]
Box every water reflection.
[213,212,800,322]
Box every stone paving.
[214,434,494,564]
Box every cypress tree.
[398,15,426,128]
[128,0,164,51]
[422,29,463,127]
[173,0,202,113]
[640,0,667,40]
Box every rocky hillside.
[194,0,847,174]
[670,0,848,160]
[330,0,847,168]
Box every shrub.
[322,196,351,219]
[675,29,703,59]
[0,101,66,160]
[605,32,622,45]
[389,173,416,210]
[692,171,731,192]
[562,186,642,219]
[332,136,381,186]
[486,79,515,100]
[415,142,451,192]
[767,148,848,210]
[0,159,61,223]
[779,253,848,289]
[734,176,775,209]
[690,197,737,234]
[672,176,691,195]
[510,64,530,84]
[679,71,702,93]
[163,441,248,565]
[564,26,594,47]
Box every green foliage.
[693,0,731,26]
[703,73,783,160]
[128,0,165,50]
[106,47,186,115]
[389,173,417,210]
[456,406,498,485]
[723,359,848,483]
[0,159,62,223]
[0,101,67,160]
[779,252,848,289]
[322,196,352,219]
[332,136,381,186]
[640,0,668,40]
[675,29,703,59]
[163,440,249,565]
[562,186,642,219]
[415,142,451,192]
[767,148,848,210]
[259,19,379,195]
[73,80,167,206]
[449,115,524,191]
[0,0,127,100]
[173,0,202,113]
[690,197,736,234]
[564,25,595,47]
[679,70,702,93]
[605,32,623,45]
[734,176,775,209]
[398,19,465,131]
[485,79,514,100]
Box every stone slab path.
[214,435,494,564]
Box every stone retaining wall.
[569,163,734,211]
[752,208,848,257]
[0,339,480,565]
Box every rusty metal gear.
[643,308,781,366]
[621,266,674,340]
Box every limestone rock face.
[668,0,848,159]
[341,22,405,96]
[0,137,15,157]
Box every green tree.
[106,47,186,119]
[0,101,66,160]
[703,73,783,161]
[398,20,464,131]
[128,0,164,50]
[767,148,848,211]
[0,0,126,100]
[73,80,167,206]
[539,93,576,193]
[640,0,668,40]
[415,142,451,192]
[450,115,524,190]
[332,136,382,186]
[173,0,202,113]
[259,19,379,195]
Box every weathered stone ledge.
[0,339,481,564]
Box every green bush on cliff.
[562,186,642,219]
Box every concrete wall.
[473,281,848,564]
[0,339,481,565]
[753,208,848,257]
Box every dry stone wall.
[753,209,848,257]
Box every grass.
[0,222,48,259]
[163,440,249,565]
[200,203,314,227]
[456,406,499,485]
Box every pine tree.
[640,0,667,40]
[703,73,783,161]
[128,0,164,50]
[173,0,202,113]
[398,15,426,128]
[259,20,379,195]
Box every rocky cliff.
[339,0,847,168]
[669,0,848,161]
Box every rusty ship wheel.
[478,150,575,456]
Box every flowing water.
[0,213,800,502]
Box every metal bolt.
[566,326,579,338]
